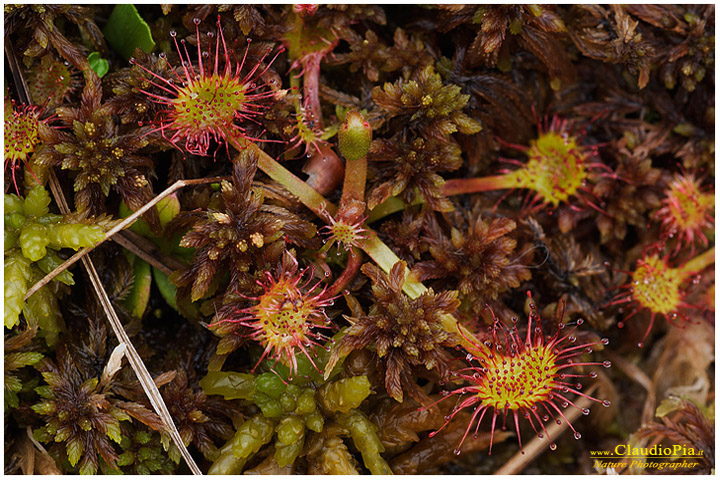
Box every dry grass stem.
[24,176,228,301]
[46,171,203,475]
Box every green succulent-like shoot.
[338,111,372,162]
[202,336,389,475]
[337,410,393,475]
[306,433,360,474]
[4,186,106,340]
[205,371,377,473]
[208,414,275,475]
[203,369,330,469]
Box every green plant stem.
[340,157,367,207]
[678,246,715,276]
[367,174,517,224]
[367,195,423,223]
[289,74,303,116]
[250,143,337,217]
[362,231,426,299]
[248,147,483,353]
[442,174,516,196]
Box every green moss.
[4,186,106,341]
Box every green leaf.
[7,351,44,368]
[78,459,97,476]
[106,421,123,444]
[151,266,178,311]
[5,375,21,393]
[160,430,171,452]
[199,371,256,400]
[655,397,685,418]
[67,438,84,466]
[5,389,19,409]
[168,444,181,464]
[138,446,153,461]
[87,52,109,78]
[110,406,131,423]
[136,431,152,445]
[103,4,155,60]
[33,426,51,443]
[117,452,134,467]
[35,385,54,399]
[119,193,180,238]
[124,254,152,319]
[31,400,56,415]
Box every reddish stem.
[299,52,345,195]
[302,52,324,130]
[442,174,517,196]
[324,247,363,299]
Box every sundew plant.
[3,4,714,475]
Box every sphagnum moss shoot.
[426,293,611,455]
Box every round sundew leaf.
[28,55,75,107]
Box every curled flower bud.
[338,111,372,162]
